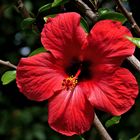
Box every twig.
[15,0,39,34]
[0,60,17,69]
[126,55,140,72]
[93,113,112,140]
[15,0,31,18]
[113,0,140,37]
[75,0,98,23]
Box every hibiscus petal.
[86,20,135,65]
[87,68,138,115]
[41,12,86,62]
[48,86,94,136]
[16,53,65,101]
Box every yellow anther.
[62,76,78,91]
[62,69,81,91]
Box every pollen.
[62,76,78,91]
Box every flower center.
[65,58,92,81]
[62,69,81,91]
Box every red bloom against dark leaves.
[16,12,138,136]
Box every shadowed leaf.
[38,3,52,14]
[29,47,46,56]
[80,18,89,33]
[98,8,127,24]
[21,18,36,30]
[52,0,70,7]
[105,116,121,128]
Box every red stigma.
[62,69,81,91]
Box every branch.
[15,0,31,18]
[93,113,112,140]
[15,0,39,34]
[0,60,17,69]
[113,0,140,37]
[75,0,99,24]
[75,0,98,23]
[126,55,140,72]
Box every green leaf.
[98,10,127,24]
[105,116,121,128]
[125,36,140,48]
[38,3,52,14]
[80,18,89,33]
[21,18,36,30]
[38,0,69,14]
[52,0,69,7]
[52,0,62,7]
[1,70,16,85]
[98,8,111,15]
[130,133,140,140]
[29,47,46,56]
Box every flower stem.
[0,60,17,69]
[93,113,112,140]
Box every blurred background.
[0,0,140,140]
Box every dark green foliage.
[105,116,121,128]
[21,18,36,30]
[80,18,89,33]
[29,47,46,56]
[98,8,127,24]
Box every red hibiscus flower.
[16,12,138,136]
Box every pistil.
[62,69,81,91]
